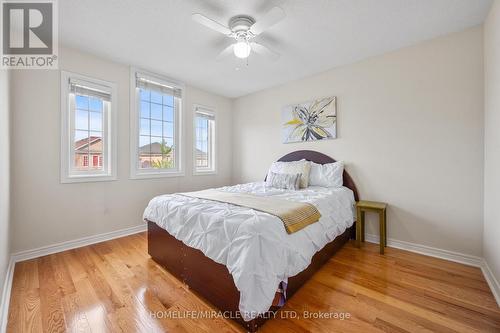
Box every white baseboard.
[11,224,147,263]
[364,233,483,267]
[481,259,500,306]
[0,257,15,333]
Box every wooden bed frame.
[147,150,359,332]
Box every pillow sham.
[267,160,311,188]
[266,172,302,190]
[309,160,344,188]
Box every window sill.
[130,170,185,180]
[61,174,117,184]
[193,170,217,176]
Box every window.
[193,105,216,174]
[130,69,184,178]
[61,71,117,183]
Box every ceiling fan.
[192,7,285,61]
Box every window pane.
[196,147,208,167]
[135,84,179,173]
[74,153,89,171]
[196,126,201,141]
[151,91,162,104]
[74,130,88,142]
[90,111,102,131]
[163,121,173,137]
[140,89,150,101]
[194,113,214,171]
[150,136,162,145]
[89,132,103,154]
[90,153,103,170]
[151,103,162,120]
[162,137,173,147]
[140,101,150,118]
[150,140,173,170]
[139,135,150,151]
[151,120,162,137]
[139,154,151,169]
[89,98,102,112]
[74,130,89,170]
[140,118,150,136]
[163,95,174,107]
[163,106,173,122]
[76,95,89,109]
[75,109,88,130]
[138,135,151,169]
[64,74,115,180]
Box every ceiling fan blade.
[216,43,235,61]
[249,7,285,35]
[192,13,232,35]
[250,42,280,61]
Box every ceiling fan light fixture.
[233,40,251,59]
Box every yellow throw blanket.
[180,189,321,234]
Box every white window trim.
[193,104,217,175]
[129,67,185,179]
[60,71,117,184]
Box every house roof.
[138,141,207,158]
[75,136,102,151]
[139,142,165,155]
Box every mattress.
[143,182,355,321]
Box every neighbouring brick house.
[74,136,103,170]
[138,142,172,168]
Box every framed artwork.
[282,96,337,143]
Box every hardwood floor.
[7,232,500,332]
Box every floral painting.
[282,97,337,143]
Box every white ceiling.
[60,0,493,98]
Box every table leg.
[383,209,387,247]
[379,211,385,254]
[361,211,365,242]
[356,207,361,248]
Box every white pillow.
[267,160,311,188]
[309,161,344,188]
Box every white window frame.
[130,67,184,179]
[60,71,117,183]
[193,105,217,175]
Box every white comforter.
[143,182,355,321]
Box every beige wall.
[0,70,10,308]
[232,27,485,256]
[10,46,232,253]
[484,1,500,286]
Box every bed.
[145,150,359,332]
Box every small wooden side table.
[356,200,388,254]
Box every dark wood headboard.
[276,150,359,201]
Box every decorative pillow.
[267,160,311,188]
[266,172,301,190]
[309,161,344,188]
